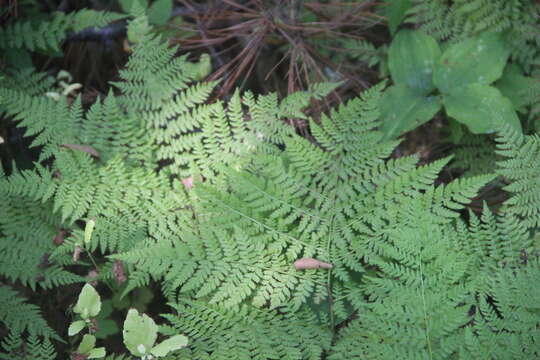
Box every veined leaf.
[148,0,173,26]
[443,84,520,134]
[77,334,96,354]
[73,284,101,320]
[388,29,440,95]
[434,32,510,94]
[496,64,538,113]
[380,84,442,139]
[385,0,411,35]
[151,335,189,357]
[123,308,158,357]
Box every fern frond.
[0,286,58,340]
[496,125,540,228]
[0,10,124,52]
[0,195,83,290]
[0,332,57,360]
[162,300,331,360]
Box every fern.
[0,191,83,289]
[450,132,497,177]
[161,300,331,360]
[0,286,58,340]
[112,81,500,360]
[1,8,540,360]
[496,125,540,228]
[0,332,56,360]
[0,9,124,52]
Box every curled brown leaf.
[294,257,333,270]
[62,144,100,158]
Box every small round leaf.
[77,334,96,354]
[151,335,189,357]
[68,320,86,336]
[87,347,106,359]
[73,284,102,320]
[123,308,158,357]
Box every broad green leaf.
[496,64,537,113]
[88,347,106,359]
[73,284,101,320]
[380,84,442,139]
[151,335,189,357]
[385,0,411,35]
[68,320,86,336]
[77,334,96,354]
[388,29,440,94]
[148,0,173,25]
[433,32,510,93]
[123,308,158,357]
[95,300,119,339]
[84,218,95,244]
[443,84,521,134]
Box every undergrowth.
[0,1,539,359]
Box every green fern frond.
[114,82,493,328]
[0,286,58,340]
[0,332,57,360]
[451,132,497,177]
[0,195,83,290]
[161,300,331,360]
[496,125,540,228]
[0,87,80,161]
[0,10,124,52]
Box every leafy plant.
[123,308,188,359]
[1,3,540,360]
[380,29,524,139]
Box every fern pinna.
[1,11,540,360]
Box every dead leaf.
[294,257,333,270]
[53,229,68,245]
[182,176,194,190]
[113,259,127,285]
[62,144,100,158]
[72,245,82,262]
[87,269,99,287]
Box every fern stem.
[419,260,433,359]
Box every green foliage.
[385,0,412,35]
[0,332,57,360]
[0,9,124,53]
[388,29,440,94]
[379,83,441,139]
[443,83,519,134]
[76,334,106,359]
[1,5,539,360]
[381,29,524,138]
[449,131,497,177]
[162,300,330,360]
[433,33,509,92]
[496,125,540,228]
[73,284,102,321]
[406,0,540,71]
[0,286,58,340]
[123,308,187,358]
